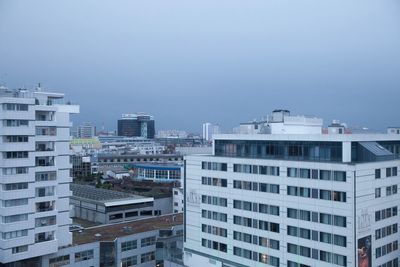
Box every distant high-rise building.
[0,87,79,265]
[202,122,220,141]
[117,113,155,139]
[76,122,96,138]
[185,111,400,267]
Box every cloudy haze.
[1,0,399,133]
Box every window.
[75,250,94,262]
[333,171,346,182]
[141,236,156,247]
[3,214,28,223]
[375,188,381,198]
[4,151,28,159]
[320,170,331,180]
[201,209,227,222]
[201,195,227,207]
[4,136,29,143]
[201,177,227,187]
[387,167,392,177]
[35,216,56,227]
[375,169,381,179]
[36,186,55,197]
[35,171,57,181]
[12,245,28,254]
[201,161,227,171]
[2,230,28,240]
[121,240,137,251]
[2,167,28,175]
[202,224,227,237]
[3,119,29,127]
[3,198,28,207]
[3,103,28,111]
[3,182,28,191]
[201,238,227,253]
[49,255,70,267]
[121,256,137,267]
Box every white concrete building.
[203,123,221,142]
[0,87,79,265]
[388,127,400,135]
[184,120,400,267]
[76,122,96,139]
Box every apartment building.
[0,87,79,265]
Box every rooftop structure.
[70,184,172,224]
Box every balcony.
[35,187,55,198]
[36,201,55,212]
[35,111,54,122]
[35,231,54,243]
[35,142,54,152]
[35,127,57,136]
[35,157,54,167]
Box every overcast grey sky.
[1,0,399,133]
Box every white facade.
[0,88,79,264]
[184,133,400,267]
[173,188,184,214]
[203,123,220,141]
[388,127,400,135]
[76,123,96,138]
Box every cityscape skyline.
[1,1,400,132]
[2,1,400,266]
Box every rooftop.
[71,183,150,206]
[72,213,183,245]
[130,163,182,170]
[214,133,400,142]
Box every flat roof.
[214,133,400,142]
[130,163,181,171]
[73,213,183,245]
[71,184,152,206]
[98,153,182,159]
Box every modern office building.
[202,123,220,142]
[76,122,96,139]
[184,112,400,267]
[0,87,79,265]
[118,113,155,139]
[71,155,92,179]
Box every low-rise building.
[41,214,183,267]
[97,153,183,173]
[71,184,160,224]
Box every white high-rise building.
[202,123,220,141]
[76,122,96,138]
[185,115,400,267]
[0,87,79,265]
